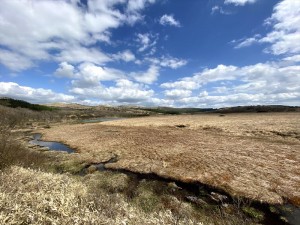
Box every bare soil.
[40,113,300,206]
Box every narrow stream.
[80,159,299,225]
[80,117,124,123]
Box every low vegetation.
[1,165,264,225]
[0,97,55,111]
[141,107,215,115]
[215,105,300,114]
[0,99,298,224]
[41,113,300,206]
[0,106,51,170]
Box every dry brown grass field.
[0,166,207,225]
[40,113,300,206]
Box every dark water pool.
[29,133,75,153]
[80,117,123,123]
[283,204,300,225]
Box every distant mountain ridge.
[0,97,299,113]
[140,107,215,115]
[216,105,300,113]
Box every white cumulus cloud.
[136,33,158,52]
[55,62,125,88]
[224,0,257,6]
[55,62,76,78]
[232,34,261,49]
[160,56,187,69]
[113,50,136,62]
[0,49,34,71]
[146,56,187,69]
[260,0,300,55]
[126,0,156,24]
[130,65,160,84]
[0,0,155,71]
[283,54,300,63]
[211,6,232,15]
[164,89,192,100]
[231,0,300,56]
[55,46,111,65]
[160,80,199,90]
[0,82,75,103]
[160,61,300,107]
[70,79,154,104]
[159,14,181,27]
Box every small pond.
[29,133,75,153]
[80,117,123,123]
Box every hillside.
[216,105,300,113]
[0,97,55,111]
[1,97,299,115]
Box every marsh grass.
[0,106,289,224]
[84,170,130,194]
[0,129,261,225]
[41,113,300,206]
[0,166,204,225]
[0,166,260,225]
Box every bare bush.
[0,106,50,170]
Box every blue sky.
[0,0,299,107]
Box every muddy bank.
[81,156,299,225]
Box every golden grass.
[40,113,300,206]
[0,166,209,225]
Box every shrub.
[0,106,49,170]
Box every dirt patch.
[40,113,300,206]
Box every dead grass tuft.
[0,166,213,225]
[0,166,97,225]
[84,171,130,194]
